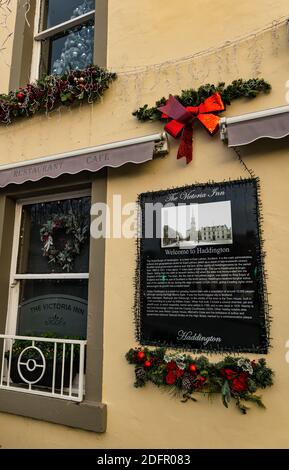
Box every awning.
[220,104,289,147]
[0,133,168,189]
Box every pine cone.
[135,367,146,381]
[182,374,192,392]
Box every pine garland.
[126,348,274,414]
[133,78,271,122]
[0,65,117,125]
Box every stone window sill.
[0,389,107,432]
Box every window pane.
[17,279,88,338]
[44,0,95,29]
[17,196,91,274]
[47,22,94,75]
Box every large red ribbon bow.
[157,92,225,164]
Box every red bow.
[157,92,225,164]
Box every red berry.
[144,360,151,368]
[137,351,145,361]
[189,364,197,372]
[16,92,25,102]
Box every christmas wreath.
[133,78,271,163]
[40,213,88,272]
[126,348,274,414]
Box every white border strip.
[34,11,95,40]
[221,104,289,125]
[0,133,165,172]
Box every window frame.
[0,172,107,432]
[30,0,96,81]
[10,0,108,89]
[5,188,91,337]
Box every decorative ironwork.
[0,334,87,402]
[17,346,46,385]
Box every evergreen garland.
[0,65,117,125]
[126,347,274,414]
[133,78,271,122]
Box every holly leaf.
[221,380,231,408]
[181,392,197,403]
[60,92,72,102]
[235,397,249,414]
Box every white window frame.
[30,0,96,81]
[5,189,91,336]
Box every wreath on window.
[40,213,89,272]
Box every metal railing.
[0,334,87,402]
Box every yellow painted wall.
[109,0,289,70]
[0,0,289,449]
[0,1,16,94]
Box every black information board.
[137,179,269,353]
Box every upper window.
[34,0,95,76]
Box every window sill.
[0,389,106,432]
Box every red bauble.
[189,364,197,372]
[16,92,25,102]
[137,351,145,361]
[144,360,152,368]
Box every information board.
[137,179,268,353]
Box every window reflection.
[17,196,91,274]
[44,0,95,29]
[49,22,94,75]
[17,279,88,338]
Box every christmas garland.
[40,213,88,272]
[133,79,271,163]
[133,79,271,121]
[0,65,117,125]
[126,348,274,414]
